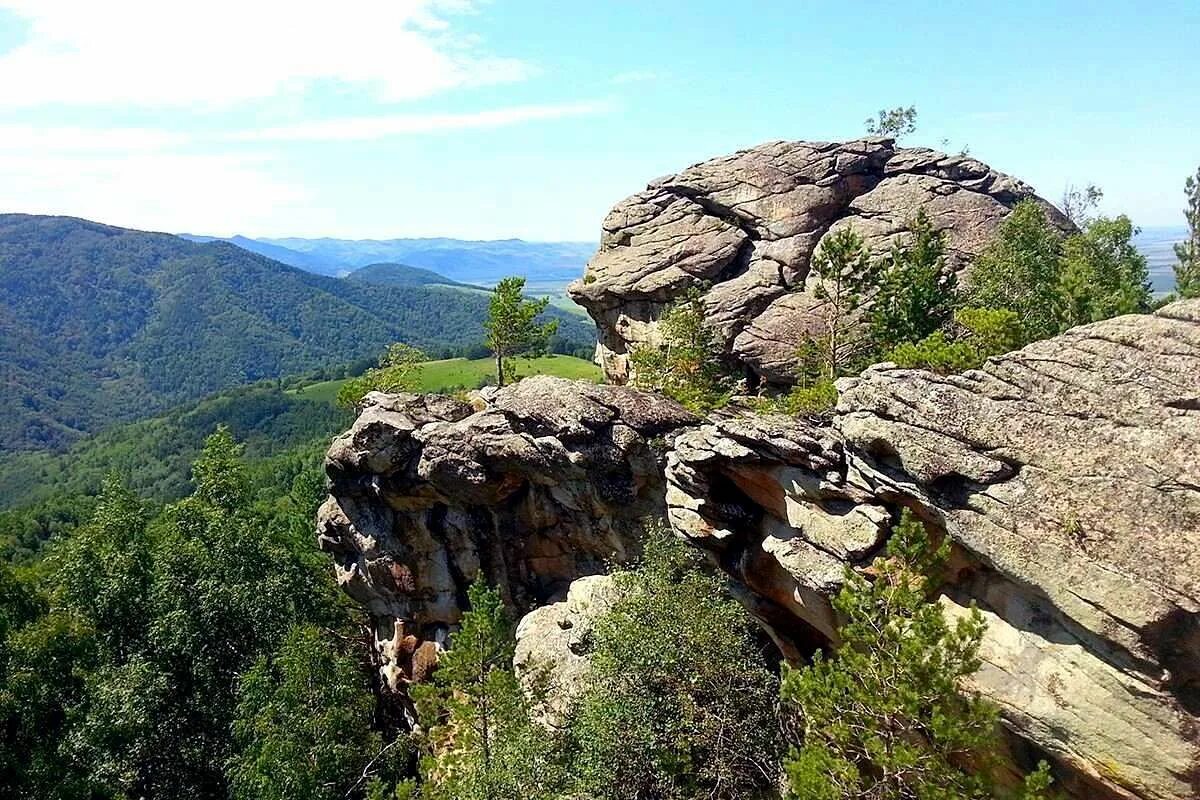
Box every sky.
[0,0,1196,242]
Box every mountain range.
[181,233,596,286]
[0,215,594,452]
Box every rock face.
[667,301,1200,800]
[318,307,1200,797]
[513,574,617,728]
[568,138,1071,385]
[316,378,696,693]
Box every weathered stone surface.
[569,138,1071,385]
[666,301,1200,800]
[320,303,1200,800]
[317,377,697,693]
[513,574,617,728]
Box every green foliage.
[808,226,882,378]
[630,288,731,412]
[0,379,351,530]
[484,277,560,387]
[0,429,367,800]
[1059,215,1151,325]
[1174,166,1200,298]
[865,106,918,138]
[0,215,594,452]
[565,524,781,800]
[229,624,386,800]
[888,307,1024,374]
[337,343,428,409]
[781,509,1052,800]
[414,580,561,800]
[870,210,958,351]
[967,200,1151,338]
[965,200,1065,343]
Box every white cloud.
[232,101,612,142]
[0,0,528,109]
[0,149,310,235]
[0,124,190,151]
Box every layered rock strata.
[568,138,1072,385]
[665,301,1200,800]
[316,378,696,693]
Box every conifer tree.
[484,277,558,387]
[781,509,1052,800]
[1174,167,1200,298]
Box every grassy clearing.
[292,354,602,402]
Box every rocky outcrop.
[318,305,1200,800]
[667,300,1200,800]
[568,138,1071,385]
[316,378,696,693]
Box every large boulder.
[666,300,1200,800]
[316,377,696,693]
[513,574,618,729]
[569,138,1071,385]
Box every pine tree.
[629,287,730,412]
[1174,167,1200,299]
[808,226,881,379]
[414,580,561,800]
[483,277,558,387]
[781,509,1052,800]
[871,210,958,351]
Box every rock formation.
[319,139,1197,799]
[513,573,617,728]
[568,138,1071,385]
[667,301,1200,800]
[320,302,1200,799]
[316,379,695,693]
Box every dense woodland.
[0,215,593,452]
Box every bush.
[565,524,781,800]
[888,307,1023,374]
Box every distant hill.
[187,233,596,288]
[178,233,338,275]
[346,262,485,291]
[0,215,595,452]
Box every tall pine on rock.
[781,509,1053,800]
[483,277,558,387]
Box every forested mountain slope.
[0,215,593,451]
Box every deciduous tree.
[865,106,918,139]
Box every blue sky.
[0,0,1196,241]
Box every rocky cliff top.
[569,138,1071,384]
[667,300,1200,800]
[320,302,1200,799]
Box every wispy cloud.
[0,0,528,109]
[0,150,308,235]
[231,101,613,142]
